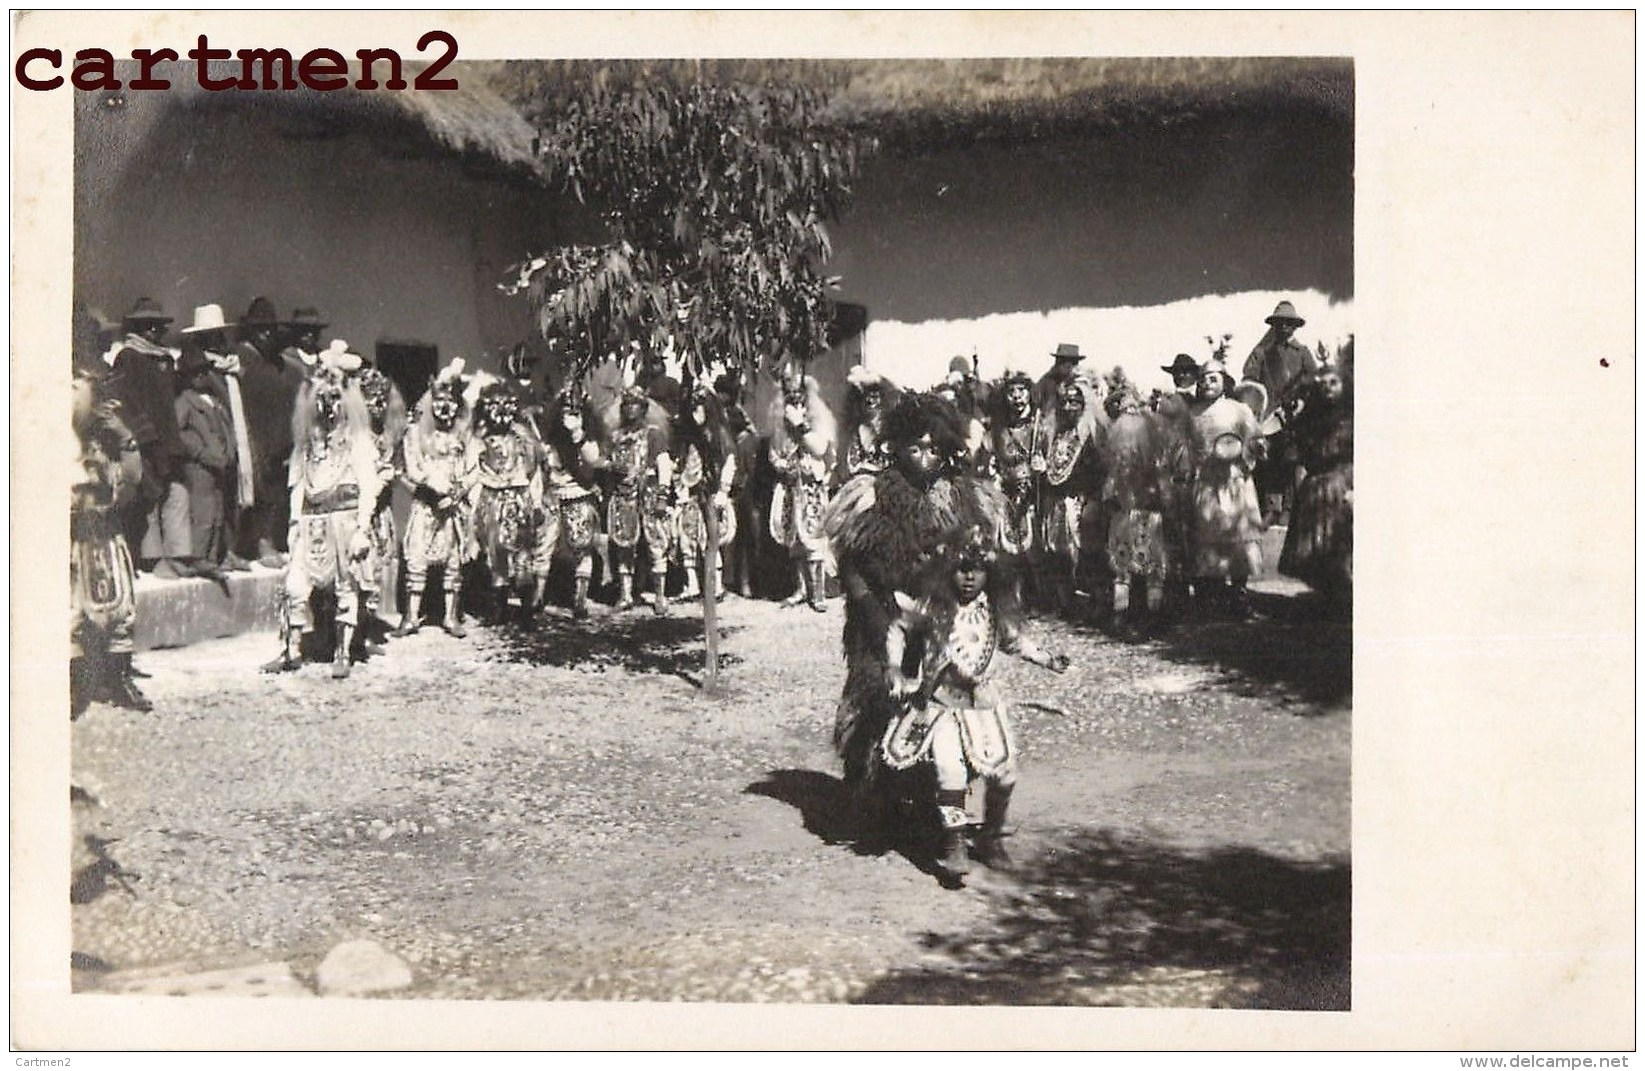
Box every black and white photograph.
[13,9,1634,1054]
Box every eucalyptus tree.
[503,64,865,688]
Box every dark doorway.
[376,340,439,409]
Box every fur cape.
[824,463,1008,772]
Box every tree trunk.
[703,499,720,694]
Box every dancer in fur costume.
[674,383,739,601]
[599,385,675,614]
[1187,357,1266,617]
[933,375,990,475]
[394,360,475,638]
[1035,376,1107,615]
[1279,354,1352,609]
[541,383,606,618]
[840,365,899,480]
[355,366,406,631]
[468,377,557,622]
[1153,354,1203,613]
[823,391,1006,844]
[263,343,383,678]
[1100,381,1173,636]
[883,524,1069,881]
[768,365,837,612]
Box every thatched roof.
[826,57,1352,145]
[77,59,542,184]
[493,56,1352,149]
[364,68,540,174]
[80,57,1346,181]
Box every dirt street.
[70,587,1350,1008]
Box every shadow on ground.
[1066,589,1351,709]
[747,768,999,891]
[855,828,1350,1009]
[478,612,746,684]
[71,834,139,906]
[1159,591,1350,708]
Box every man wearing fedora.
[233,296,306,568]
[101,297,193,578]
[283,307,328,367]
[1243,300,1320,525]
[1033,342,1087,412]
[1242,301,1319,419]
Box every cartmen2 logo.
[16,30,460,91]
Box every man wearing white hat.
[179,304,255,572]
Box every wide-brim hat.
[1161,353,1200,377]
[122,296,172,326]
[181,303,233,335]
[285,306,328,330]
[1050,342,1084,362]
[241,296,280,327]
[1265,300,1305,327]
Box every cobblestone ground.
[70,584,1350,1007]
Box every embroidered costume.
[988,371,1039,558]
[355,368,407,624]
[468,381,556,619]
[264,343,383,678]
[674,386,739,601]
[1035,377,1106,612]
[395,360,475,638]
[824,392,1006,842]
[542,385,605,618]
[881,525,1068,881]
[602,386,674,614]
[768,367,837,611]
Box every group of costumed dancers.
[820,342,1351,881]
[254,346,753,679]
[73,322,1351,883]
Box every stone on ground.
[316,939,414,997]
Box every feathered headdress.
[304,339,364,376]
[415,358,473,438]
